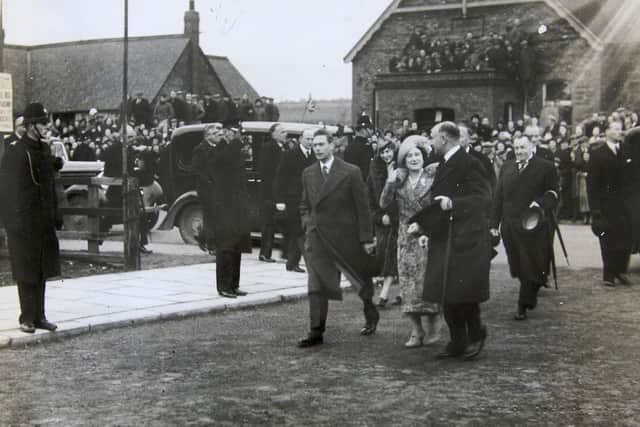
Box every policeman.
[0,103,61,333]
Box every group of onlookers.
[388,19,532,79]
[370,108,639,225]
[44,92,280,163]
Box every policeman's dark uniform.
[0,103,61,332]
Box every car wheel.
[178,203,203,244]
[64,194,89,231]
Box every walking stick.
[550,211,570,267]
[440,213,454,308]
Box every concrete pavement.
[0,224,637,349]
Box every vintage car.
[156,121,352,244]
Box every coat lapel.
[432,148,464,188]
[316,158,349,205]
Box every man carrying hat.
[0,103,61,333]
[490,136,559,320]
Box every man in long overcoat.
[257,123,286,262]
[409,122,492,360]
[0,103,61,333]
[344,124,373,180]
[274,129,316,273]
[620,126,640,253]
[192,124,251,298]
[297,129,379,347]
[491,136,559,320]
[587,122,633,286]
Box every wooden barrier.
[57,176,141,267]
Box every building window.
[543,79,571,102]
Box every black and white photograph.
[0,0,640,425]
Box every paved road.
[1,262,639,426]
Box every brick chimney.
[184,0,200,93]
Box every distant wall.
[277,99,352,125]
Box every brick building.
[0,1,259,120]
[345,0,640,130]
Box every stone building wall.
[352,2,598,126]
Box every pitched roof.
[5,35,190,113]
[207,55,260,100]
[344,0,640,62]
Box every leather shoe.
[259,255,276,263]
[35,319,58,331]
[139,245,153,254]
[602,279,616,287]
[464,327,487,361]
[376,298,388,308]
[297,335,323,348]
[616,274,634,286]
[360,305,379,335]
[436,343,466,359]
[286,266,306,273]
[463,340,485,361]
[514,306,527,321]
[233,289,248,296]
[19,322,35,333]
[218,290,237,298]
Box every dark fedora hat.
[519,204,545,233]
[23,102,49,124]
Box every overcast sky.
[2,0,391,101]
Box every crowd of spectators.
[45,91,280,164]
[371,107,638,224]
[388,19,533,77]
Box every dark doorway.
[414,108,455,131]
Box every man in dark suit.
[587,122,634,286]
[257,123,286,262]
[459,125,496,193]
[408,121,492,360]
[192,124,250,298]
[0,103,61,333]
[344,124,373,179]
[491,136,559,320]
[621,126,640,252]
[275,129,316,273]
[131,91,152,128]
[297,129,379,347]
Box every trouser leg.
[465,303,485,343]
[518,280,542,310]
[216,251,234,293]
[260,223,274,258]
[443,304,467,351]
[309,292,328,337]
[17,281,37,325]
[231,250,242,291]
[259,202,274,259]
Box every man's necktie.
[517,161,528,172]
[322,165,329,180]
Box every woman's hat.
[398,135,429,166]
[377,137,394,153]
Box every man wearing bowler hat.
[0,103,61,333]
[490,136,559,320]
